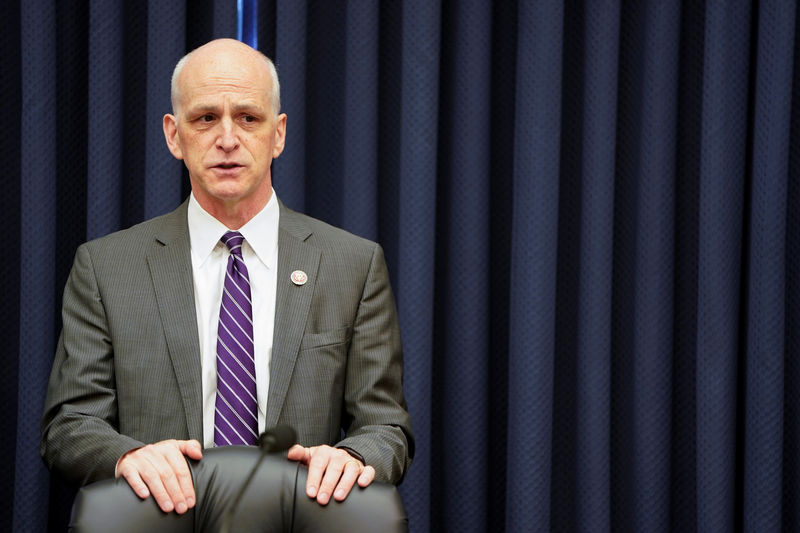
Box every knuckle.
[321,472,340,488]
[129,477,146,489]
[166,480,184,497]
[141,467,159,481]
[309,454,328,467]
[155,463,174,477]
[149,484,169,499]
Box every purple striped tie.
[214,231,258,446]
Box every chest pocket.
[299,326,351,351]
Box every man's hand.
[287,444,376,505]
[116,439,203,514]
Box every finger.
[286,444,308,462]
[305,447,330,499]
[119,466,151,499]
[155,462,186,514]
[134,452,175,513]
[164,448,195,512]
[116,440,201,514]
[178,439,204,461]
[138,443,189,514]
[317,455,355,505]
[333,461,363,502]
[357,465,376,488]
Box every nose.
[216,118,239,152]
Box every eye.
[243,115,256,123]
[201,114,214,122]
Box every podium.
[68,446,408,532]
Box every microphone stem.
[219,451,267,533]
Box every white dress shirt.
[187,191,279,448]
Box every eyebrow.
[232,103,265,113]
[185,103,265,115]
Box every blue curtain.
[5,1,800,532]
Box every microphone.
[219,425,297,533]
[259,424,297,453]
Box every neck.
[194,189,272,230]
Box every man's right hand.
[116,439,203,514]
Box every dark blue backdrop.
[3,1,800,532]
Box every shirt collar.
[187,190,280,269]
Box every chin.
[207,181,249,197]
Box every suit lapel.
[266,202,321,427]
[146,202,204,442]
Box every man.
[40,38,413,516]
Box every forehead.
[178,50,272,108]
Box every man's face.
[163,41,286,216]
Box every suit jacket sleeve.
[40,243,144,485]
[334,243,414,483]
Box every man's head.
[163,39,287,226]
[170,42,282,117]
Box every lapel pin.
[290,270,308,286]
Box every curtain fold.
[143,2,186,219]
[505,0,563,530]
[271,0,308,210]
[558,1,620,531]
[693,3,751,532]
[87,0,124,240]
[0,1,21,530]
[743,2,796,531]
[16,2,57,532]
[435,0,494,527]
[5,1,800,532]
[340,0,379,239]
[785,44,800,531]
[616,2,682,531]
[385,1,442,529]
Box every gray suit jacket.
[41,200,413,486]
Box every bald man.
[41,39,413,515]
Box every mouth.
[214,162,243,170]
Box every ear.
[272,113,287,158]
[163,114,184,160]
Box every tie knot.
[221,231,245,258]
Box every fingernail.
[307,486,317,497]
[186,497,195,507]
[176,502,187,514]
[318,492,328,503]
[334,489,344,499]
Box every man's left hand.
[287,444,376,505]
